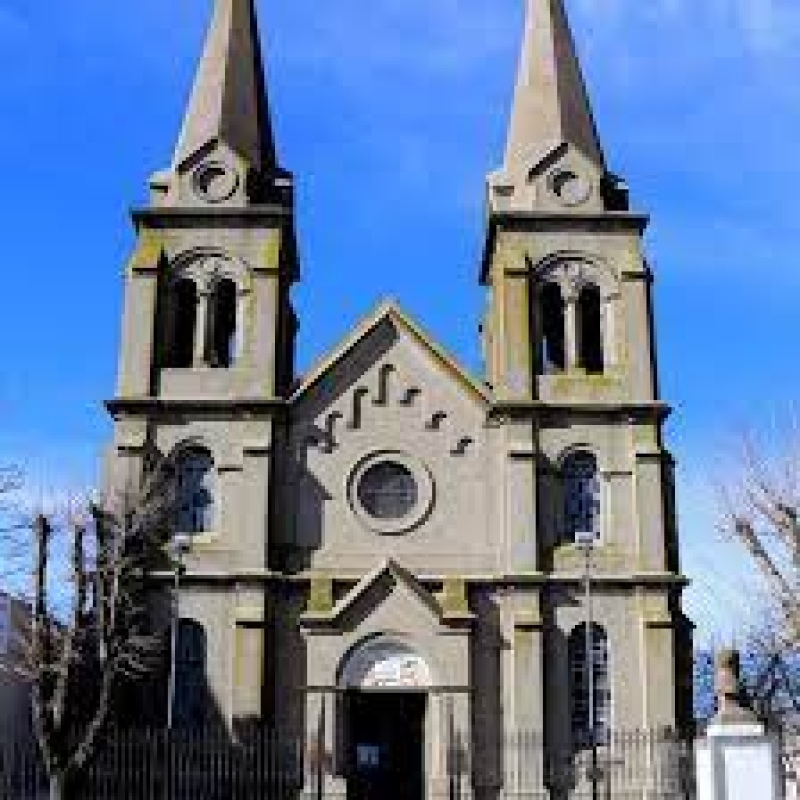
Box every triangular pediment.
[300,560,474,633]
[288,301,489,472]
[292,300,490,406]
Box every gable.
[291,305,488,458]
[292,302,490,408]
[282,305,501,574]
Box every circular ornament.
[192,161,240,203]
[550,170,592,207]
[348,452,434,535]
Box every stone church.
[104,0,693,795]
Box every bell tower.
[106,0,297,725]
[114,0,297,407]
[481,0,692,739]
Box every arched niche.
[338,636,434,691]
[529,252,620,372]
[165,249,252,370]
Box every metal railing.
[1,726,697,800]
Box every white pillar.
[233,291,247,365]
[602,293,617,368]
[696,720,782,800]
[565,296,579,370]
[194,290,209,367]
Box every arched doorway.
[339,638,433,800]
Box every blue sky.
[0,0,798,644]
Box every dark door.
[347,691,426,800]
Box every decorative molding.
[426,411,448,431]
[302,365,478,460]
[106,397,288,417]
[451,437,474,456]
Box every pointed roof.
[173,0,277,171]
[504,0,604,170]
[291,299,492,405]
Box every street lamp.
[575,529,599,800]
[167,534,191,730]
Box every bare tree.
[719,429,800,654]
[0,465,25,580]
[28,458,176,800]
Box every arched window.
[539,282,566,373]
[170,279,198,368]
[176,448,215,534]
[569,623,610,746]
[577,284,604,373]
[563,452,600,541]
[173,619,207,728]
[205,278,238,368]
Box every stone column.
[194,289,209,367]
[564,294,579,370]
[234,289,248,365]
[695,650,782,800]
[602,292,618,368]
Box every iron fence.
[781,729,799,800]
[1,726,697,799]
[0,728,310,800]
[493,730,695,799]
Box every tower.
[481,0,692,741]
[106,0,297,724]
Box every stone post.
[695,649,782,800]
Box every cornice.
[146,569,689,589]
[480,210,649,285]
[106,396,289,418]
[131,205,294,230]
[489,400,672,423]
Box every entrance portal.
[346,691,426,800]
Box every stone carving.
[341,640,433,690]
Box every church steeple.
[173,0,277,172]
[486,0,628,218]
[504,0,604,171]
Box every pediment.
[290,301,489,461]
[300,559,474,633]
[293,301,489,405]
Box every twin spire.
[504,0,605,171]
[171,0,603,181]
[173,0,277,172]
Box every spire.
[504,0,604,170]
[173,0,277,171]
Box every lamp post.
[575,529,599,800]
[167,535,191,730]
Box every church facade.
[104,0,692,795]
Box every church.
[104,0,693,795]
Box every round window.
[357,462,418,521]
[349,452,434,535]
